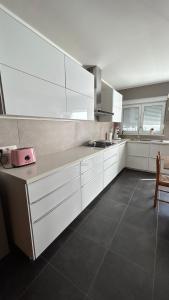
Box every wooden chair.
[154,152,169,207]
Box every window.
[122,99,166,135]
[123,106,139,133]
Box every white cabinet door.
[118,143,126,172]
[149,144,160,158]
[81,172,103,210]
[1,65,67,118]
[113,90,122,122]
[81,152,103,174]
[30,177,80,222]
[65,56,94,98]
[32,189,81,258]
[0,9,65,86]
[160,145,169,156]
[104,162,118,188]
[66,89,94,120]
[127,142,150,157]
[127,156,149,171]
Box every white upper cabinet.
[0,9,65,86]
[112,89,122,122]
[66,89,94,120]
[100,82,122,122]
[1,65,66,118]
[65,56,94,98]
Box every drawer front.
[104,154,118,170]
[149,144,160,158]
[81,152,103,174]
[127,156,148,171]
[104,147,118,161]
[160,145,169,156]
[28,163,80,203]
[148,157,169,174]
[30,176,80,222]
[81,164,103,186]
[127,143,150,157]
[104,162,118,188]
[82,172,103,210]
[32,189,81,258]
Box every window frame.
[122,97,166,135]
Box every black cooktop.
[87,140,115,148]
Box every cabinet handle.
[33,190,79,224]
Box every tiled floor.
[1,169,169,300]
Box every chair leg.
[154,184,158,208]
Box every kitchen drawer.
[148,157,169,174]
[149,144,160,158]
[81,172,103,210]
[104,154,118,170]
[104,146,118,161]
[104,162,118,188]
[27,163,80,203]
[160,144,169,156]
[126,156,148,171]
[32,189,81,258]
[30,176,80,222]
[81,164,103,186]
[81,152,103,174]
[127,143,150,157]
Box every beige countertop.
[0,140,127,184]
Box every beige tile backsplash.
[0,119,19,147]
[0,118,113,156]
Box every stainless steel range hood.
[84,65,114,117]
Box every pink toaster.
[11,147,36,167]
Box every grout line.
[86,178,140,297]
[110,248,154,275]
[18,261,50,300]
[43,257,87,298]
[151,199,160,300]
[16,119,21,147]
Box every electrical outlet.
[0,146,17,166]
[0,145,17,155]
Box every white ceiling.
[1,0,169,89]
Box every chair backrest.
[156,151,161,183]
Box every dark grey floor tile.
[131,179,155,209]
[69,208,91,230]
[156,237,169,278]
[92,195,127,221]
[154,271,169,300]
[42,227,74,262]
[110,223,155,273]
[75,211,118,248]
[158,203,169,241]
[88,251,153,300]
[104,184,134,205]
[20,264,85,300]
[122,205,157,234]
[0,250,47,300]
[50,232,105,293]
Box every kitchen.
[0,1,169,300]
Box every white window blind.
[142,104,164,133]
[123,107,139,132]
[122,99,166,135]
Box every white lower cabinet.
[81,173,103,210]
[127,156,149,171]
[104,163,118,188]
[118,143,126,172]
[1,142,128,259]
[32,189,81,258]
[28,162,81,258]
